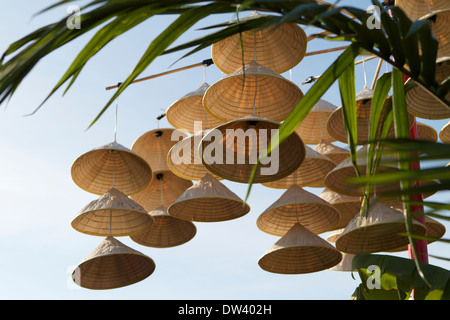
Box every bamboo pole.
[370,58,383,90]
[303,45,349,57]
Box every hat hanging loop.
[114,96,119,143]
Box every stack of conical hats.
[70,140,155,289]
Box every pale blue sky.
[0,1,449,300]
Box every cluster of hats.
[69,1,449,289]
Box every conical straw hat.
[130,205,196,248]
[132,128,186,172]
[329,253,356,272]
[200,116,305,183]
[395,0,448,21]
[335,200,428,254]
[326,228,345,243]
[167,131,223,181]
[71,188,154,237]
[168,173,250,222]
[416,122,438,142]
[258,223,342,274]
[439,120,450,143]
[262,145,336,188]
[313,139,350,165]
[324,145,400,197]
[166,83,225,134]
[211,12,307,74]
[202,61,304,122]
[71,141,152,196]
[294,99,337,144]
[386,211,446,252]
[327,88,414,144]
[405,56,450,119]
[131,171,193,212]
[421,9,450,58]
[257,185,341,236]
[319,188,362,230]
[72,236,155,290]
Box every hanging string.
[159,177,164,207]
[362,56,367,88]
[114,96,119,143]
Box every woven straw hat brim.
[262,145,336,188]
[426,10,450,58]
[167,132,223,181]
[416,122,438,142]
[130,206,196,248]
[211,15,307,74]
[201,117,306,184]
[405,57,450,119]
[395,0,449,21]
[327,94,414,144]
[72,188,154,237]
[440,120,450,143]
[335,201,428,254]
[72,236,155,290]
[257,185,341,235]
[168,173,250,222]
[130,171,193,212]
[132,128,186,172]
[166,83,225,134]
[71,142,152,196]
[320,189,361,229]
[202,61,304,122]
[294,100,337,144]
[313,140,350,166]
[258,223,342,274]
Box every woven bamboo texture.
[439,120,450,143]
[72,188,154,237]
[405,56,450,119]
[131,171,193,212]
[257,185,341,236]
[166,83,225,134]
[262,145,336,188]
[294,99,337,144]
[71,141,152,196]
[202,61,303,122]
[319,188,362,230]
[168,173,250,222]
[130,205,196,248]
[211,12,307,74]
[132,128,186,172]
[72,236,155,290]
[335,200,428,254]
[258,223,342,274]
[395,0,449,21]
[417,122,438,142]
[313,139,350,165]
[201,116,305,183]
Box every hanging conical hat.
[132,128,186,172]
[313,139,350,166]
[257,185,341,236]
[201,116,305,183]
[327,88,414,144]
[166,83,225,134]
[326,228,345,243]
[211,12,307,74]
[324,145,401,197]
[386,209,446,252]
[439,120,450,143]
[130,205,196,248]
[167,131,223,181]
[202,61,303,122]
[71,188,154,237]
[319,188,362,230]
[72,236,155,290]
[294,99,337,144]
[262,145,336,188]
[405,56,450,119]
[258,223,342,274]
[395,0,448,21]
[421,9,450,58]
[131,171,193,212]
[326,229,356,272]
[335,200,428,254]
[71,141,152,196]
[416,122,438,141]
[167,173,250,222]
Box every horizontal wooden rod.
[105,59,213,90]
[304,45,349,57]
